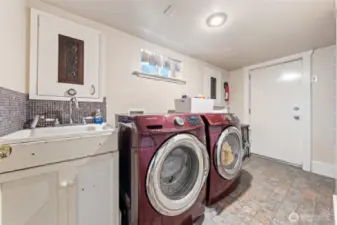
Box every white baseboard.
[311,161,337,179]
[333,195,337,225]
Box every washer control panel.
[186,116,201,126]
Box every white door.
[250,60,304,165]
[204,67,222,106]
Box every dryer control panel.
[124,114,204,133]
[186,115,201,126]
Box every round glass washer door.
[146,134,209,216]
[214,126,243,180]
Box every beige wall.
[2,0,228,126]
[312,45,336,164]
[228,68,245,121]
[229,45,336,165]
[0,0,28,93]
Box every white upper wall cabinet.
[29,9,105,102]
[203,67,223,106]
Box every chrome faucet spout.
[31,115,39,129]
[69,97,79,124]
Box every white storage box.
[174,98,215,113]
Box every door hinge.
[249,108,251,114]
[249,74,251,80]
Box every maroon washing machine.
[118,114,210,225]
[201,113,243,206]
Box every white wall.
[2,0,228,125]
[0,0,28,93]
[312,45,336,165]
[105,31,228,118]
[229,45,336,167]
[228,69,245,121]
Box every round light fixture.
[206,13,227,27]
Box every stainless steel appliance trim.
[214,126,243,180]
[130,123,139,225]
[146,133,209,216]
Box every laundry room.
[0,0,336,225]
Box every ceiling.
[43,0,336,70]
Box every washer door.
[146,134,209,216]
[214,126,243,180]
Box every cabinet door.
[0,170,61,225]
[67,153,119,225]
[37,13,100,99]
[0,152,118,225]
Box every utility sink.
[0,123,115,144]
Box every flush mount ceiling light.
[206,13,227,27]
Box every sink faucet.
[31,115,40,129]
[31,115,58,128]
[69,97,79,124]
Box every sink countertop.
[0,123,117,145]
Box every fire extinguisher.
[224,82,229,102]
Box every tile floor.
[202,155,335,225]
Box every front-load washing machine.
[201,113,243,206]
[118,114,209,225]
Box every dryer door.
[214,126,243,180]
[146,134,209,216]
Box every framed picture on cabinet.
[58,34,84,85]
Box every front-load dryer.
[201,113,243,206]
[118,114,209,225]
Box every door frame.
[242,50,314,172]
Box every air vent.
[163,5,177,17]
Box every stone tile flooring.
[202,155,335,225]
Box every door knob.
[294,116,300,120]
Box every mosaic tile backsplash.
[0,87,28,137]
[26,98,107,127]
[0,86,107,136]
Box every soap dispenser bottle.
[93,109,103,124]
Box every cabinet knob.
[90,85,96,95]
[60,180,75,187]
[67,88,77,96]
[0,145,12,159]
[60,181,68,187]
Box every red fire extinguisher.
[224,82,229,102]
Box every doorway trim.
[242,50,314,172]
